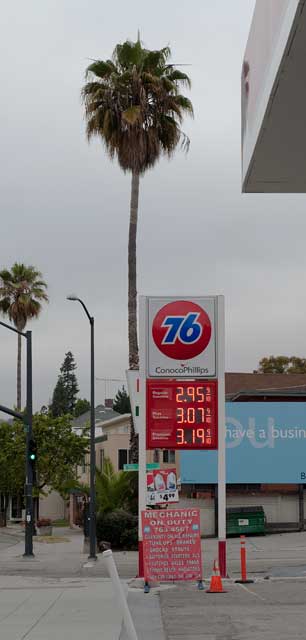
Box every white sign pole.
[103,550,138,640]
[217,295,226,577]
[138,296,147,577]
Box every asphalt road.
[159,579,306,639]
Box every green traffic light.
[30,453,36,460]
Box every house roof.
[73,404,121,436]
[225,372,306,400]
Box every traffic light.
[29,439,37,462]
[28,438,37,475]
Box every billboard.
[181,402,306,484]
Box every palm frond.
[167,69,191,89]
[85,60,117,80]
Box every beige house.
[80,410,180,480]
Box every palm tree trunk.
[128,171,140,463]
[17,332,22,411]
[128,171,140,370]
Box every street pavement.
[2,526,306,638]
[0,526,164,640]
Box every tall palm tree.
[82,38,193,457]
[0,263,48,410]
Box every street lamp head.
[67,295,78,301]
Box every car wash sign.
[147,297,217,378]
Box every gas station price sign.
[146,379,218,450]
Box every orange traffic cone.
[206,560,227,593]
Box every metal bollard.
[103,549,138,640]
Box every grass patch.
[52,519,69,527]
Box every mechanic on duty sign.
[147,297,216,378]
[142,508,202,582]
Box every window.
[100,449,104,471]
[153,449,159,463]
[163,450,175,464]
[118,449,128,470]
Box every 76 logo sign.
[152,300,212,360]
[162,312,202,345]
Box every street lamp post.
[0,321,34,557]
[67,296,97,560]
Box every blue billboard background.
[181,403,306,484]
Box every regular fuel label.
[142,508,202,582]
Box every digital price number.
[146,380,218,450]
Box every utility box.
[226,506,265,536]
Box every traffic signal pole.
[0,321,34,557]
[24,331,34,557]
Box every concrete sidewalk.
[0,528,165,640]
[0,576,122,640]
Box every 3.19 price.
[176,427,212,445]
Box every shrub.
[96,509,138,550]
[119,527,138,550]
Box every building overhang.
[242,1,306,193]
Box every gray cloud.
[7,1,306,418]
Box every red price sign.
[146,379,218,450]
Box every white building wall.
[39,491,65,521]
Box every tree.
[255,356,306,374]
[51,377,69,417]
[0,421,25,525]
[0,414,89,514]
[50,351,79,416]
[113,386,131,414]
[0,263,48,410]
[82,38,193,459]
[60,351,79,412]
[74,398,90,417]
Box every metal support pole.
[138,297,147,577]
[89,317,97,559]
[24,331,34,557]
[217,296,226,578]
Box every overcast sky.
[2,0,305,416]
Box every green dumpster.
[226,506,265,536]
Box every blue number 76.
[161,313,202,344]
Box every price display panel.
[146,379,218,450]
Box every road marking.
[235,582,266,601]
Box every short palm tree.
[83,458,136,514]
[0,263,48,410]
[82,38,193,458]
